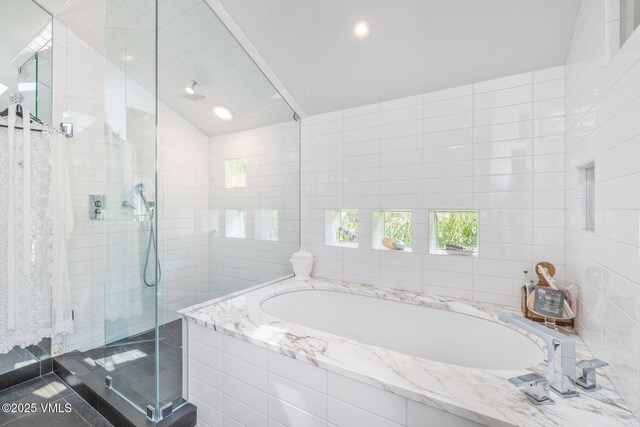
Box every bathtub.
[180,277,638,427]
[261,289,543,370]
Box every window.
[225,158,247,188]
[621,0,640,46]
[255,209,279,241]
[225,209,246,238]
[325,209,358,247]
[430,211,478,255]
[585,165,595,232]
[373,210,412,251]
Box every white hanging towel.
[48,130,74,336]
[6,105,31,330]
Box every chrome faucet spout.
[499,313,577,398]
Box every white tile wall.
[565,0,640,418]
[301,66,565,307]
[187,323,482,427]
[208,121,299,297]
[51,0,301,352]
[53,19,108,351]
[54,18,213,350]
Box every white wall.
[209,121,300,297]
[54,18,212,350]
[157,103,211,324]
[301,67,565,307]
[53,20,107,351]
[565,0,640,418]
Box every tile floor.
[55,320,184,412]
[0,373,112,427]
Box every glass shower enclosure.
[0,0,53,382]
[68,0,302,421]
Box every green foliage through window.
[435,211,478,249]
[225,158,247,188]
[383,211,412,246]
[337,210,358,243]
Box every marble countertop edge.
[181,276,639,427]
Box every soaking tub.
[179,277,638,427]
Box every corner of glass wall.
[103,0,161,418]
[49,0,302,421]
[157,0,300,420]
[0,0,53,383]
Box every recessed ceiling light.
[353,20,371,39]
[213,105,233,121]
[185,80,199,95]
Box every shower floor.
[54,320,183,416]
[0,373,112,427]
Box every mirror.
[0,0,53,123]
[0,0,52,379]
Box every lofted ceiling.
[216,0,580,115]
[39,0,295,137]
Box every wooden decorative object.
[521,286,574,327]
[535,261,555,286]
[522,261,574,328]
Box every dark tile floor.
[55,320,184,413]
[0,373,112,427]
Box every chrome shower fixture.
[121,200,136,210]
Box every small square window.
[430,211,478,255]
[373,210,412,251]
[225,209,246,238]
[255,209,279,241]
[585,165,595,232]
[325,209,358,247]
[225,158,247,188]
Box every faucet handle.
[576,359,608,391]
[508,373,555,405]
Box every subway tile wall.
[53,19,107,351]
[54,18,213,351]
[209,122,300,297]
[301,66,566,307]
[565,0,640,418]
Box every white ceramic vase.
[290,247,315,281]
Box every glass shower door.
[102,0,161,419]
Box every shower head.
[135,183,146,195]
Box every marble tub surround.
[180,277,638,427]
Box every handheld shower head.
[135,183,146,195]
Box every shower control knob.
[89,194,106,220]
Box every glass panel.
[0,0,52,380]
[156,0,300,415]
[0,0,52,122]
[103,0,159,417]
[621,0,640,46]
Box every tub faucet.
[499,313,577,398]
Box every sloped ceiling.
[217,0,580,115]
